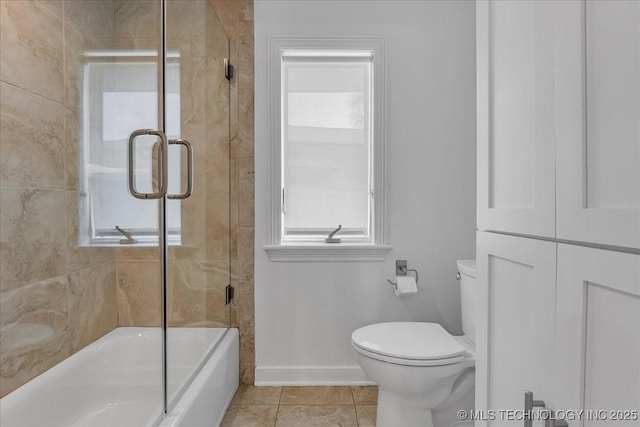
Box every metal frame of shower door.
[157,0,169,417]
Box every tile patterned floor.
[221,386,378,427]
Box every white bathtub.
[0,327,239,427]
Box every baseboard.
[254,366,375,386]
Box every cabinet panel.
[491,0,536,209]
[555,245,640,426]
[556,0,640,249]
[476,232,556,427]
[585,1,640,210]
[477,0,555,237]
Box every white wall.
[254,0,477,384]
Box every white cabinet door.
[477,0,556,237]
[555,0,640,249]
[476,232,557,427]
[555,245,640,426]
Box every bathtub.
[0,327,239,427]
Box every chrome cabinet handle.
[167,139,193,200]
[524,391,546,427]
[128,129,168,199]
[545,410,568,427]
[524,392,569,427]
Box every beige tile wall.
[0,0,118,397]
[0,0,253,397]
[210,0,255,385]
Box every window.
[81,51,182,245]
[266,38,389,261]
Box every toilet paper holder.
[387,260,419,288]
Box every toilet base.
[351,327,477,427]
[375,367,475,427]
[376,388,436,427]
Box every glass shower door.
[164,0,231,409]
[1,0,230,424]
[112,0,232,414]
[89,0,167,423]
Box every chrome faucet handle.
[325,225,342,243]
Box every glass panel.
[165,0,231,409]
[0,0,164,424]
[84,60,181,244]
[282,58,373,241]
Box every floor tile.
[355,405,377,427]
[351,386,378,405]
[221,405,278,427]
[275,405,358,427]
[280,386,353,405]
[230,385,282,406]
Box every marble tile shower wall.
[209,0,254,385]
[114,0,233,328]
[0,0,118,397]
[0,0,252,398]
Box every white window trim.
[264,37,390,262]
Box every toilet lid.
[351,322,466,361]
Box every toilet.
[351,260,477,427]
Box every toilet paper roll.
[394,275,418,296]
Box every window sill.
[264,244,392,262]
[82,240,184,248]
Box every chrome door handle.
[128,129,168,199]
[167,139,193,200]
[524,391,546,427]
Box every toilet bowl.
[352,322,475,427]
[352,260,477,427]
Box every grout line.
[274,397,281,427]
[277,385,289,406]
[347,387,356,418]
[277,403,358,406]
[350,385,355,406]
[0,185,68,192]
[0,79,63,106]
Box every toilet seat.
[351,322,469,367]
[352,344,466,366]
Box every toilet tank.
[457,259,477,344]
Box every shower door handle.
[128,129,168,199]
[167,139,194,200]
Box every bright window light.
[281,50,374,243]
